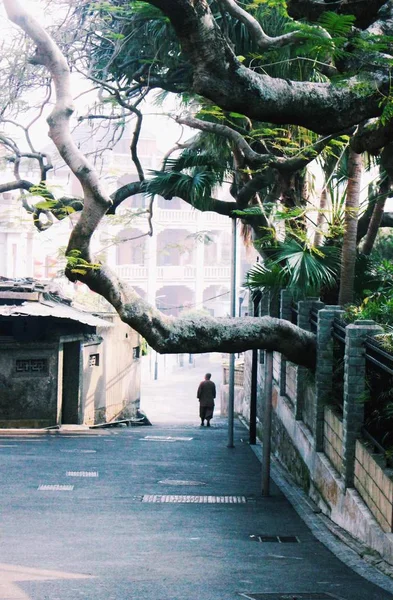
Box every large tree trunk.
[338,149,362,305]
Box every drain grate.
[66,471,98,477]
[142,494,247,503]
[38,485,74,491]
[240,594,341,600]
[158,479,206,486]
[61,449,97,454]
[142,436,193,442]
[250,535,300,543]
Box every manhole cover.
[250,535,300,543]
[240,594,341,600]
[158,479,206,486]
[142,494,247,503]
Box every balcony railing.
[155,208,231,227]
[113,264,231,283]
[204,266,231,281]
[156,209,197,223]
[201,212,231,225]
[114,265,148,280]
[156,265,196,281]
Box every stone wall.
[324,405,344,475]
[355,439,393,533]
[234,291,393,565]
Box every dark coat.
[197,380,216,407]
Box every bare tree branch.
[176,113,341,172]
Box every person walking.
[197,373,216,427]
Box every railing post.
[314,307,345,451]
[279,290,293,396]
[294,299,319,420]
[262,351,273,496]
[342,320,382,487]
[249,293,261,445]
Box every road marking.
[66,471,98,477]
[37,485,74,491]
[0,563,94,600]
[0,439,44,443]
[0,444,18,447]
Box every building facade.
[0,280,141,428]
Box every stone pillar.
[294,299,319,420]
[259,291,270,317]
[280,289,293,321]
[342,320,383,488]
[279,290,293,395]
[314,307,344,451]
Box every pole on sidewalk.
[249,294,261,445]
[227,217,237,449]
[249,349,258,445]
[262,350,273,496]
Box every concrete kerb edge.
[237,416,393,595]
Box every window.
[89,353,100,367]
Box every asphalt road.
[0,355,392,600]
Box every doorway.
[61,341,81,424]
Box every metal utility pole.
[227,217,237,449]
[249,294,261,445]
[154,351,158,380]
[262,350,273,496]
[249,348,258,445]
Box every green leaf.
[318,12,356,37]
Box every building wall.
[81,316,141,425]
[0,342,58,428]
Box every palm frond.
[271,241,340,292]
[146,170,217,210]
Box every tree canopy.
[2,0,393,368]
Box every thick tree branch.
[380,211,393,227]
[147,0,384,136]
[219,0,300,49]
[0,180,35,194]
[74,266,316,369]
